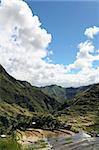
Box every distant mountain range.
[0,64,99,133]
[0,64,99,114]
[40,84,90,104]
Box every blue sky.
[0,0,99,87]
[25,0,99,65]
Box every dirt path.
[17,128,74,149]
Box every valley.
[0,64,99,150]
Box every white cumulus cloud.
[0,0,99,87]
[67,40,99,71]
[84,26,99,39]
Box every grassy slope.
[0,64,61,134]
[0,64,60,114]
[58,83,99,132]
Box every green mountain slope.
[41,85,67,103]
[58,83,99,132]
[40,84,89,104]
[69,83,99,114]
[0,64,99,133]
[0,64,60,114]
[0,64,64,134]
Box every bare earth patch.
[17,128,74,149]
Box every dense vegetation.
[0,112,65,135]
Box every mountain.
[41,85,67,104]
[68,83,99,114]
[58,83,99,132]
[0,64,64,134]
[0,64,60,115]
[1,64,98,114]
[40,84,90,104]
[0,64,99,133]
[40,81,99,132]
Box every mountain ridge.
[40,83,96,104]
[0,64,60,113]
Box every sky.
[26,0,99,65]
[0,0,99,87]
